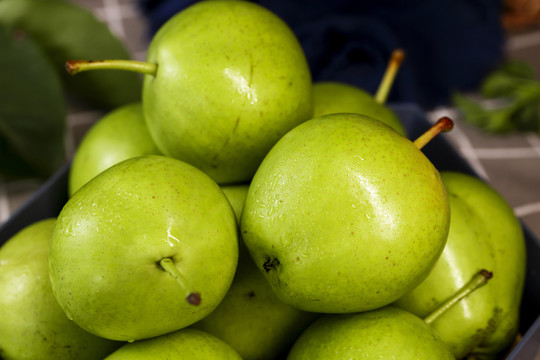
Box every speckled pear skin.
[394,171,526,359]
[312,81,407,136]
[192,241,318,360]
[221,184,251,223]
[0,219,121,360]
[104,329,242,360]
[68,102,161,196]
[50,155,239,341]
[240,114,450,313]
[287,306,454,359]
[143,0,313,184]
[192,184,317,360]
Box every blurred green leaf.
[0,25,67,179]
[0,0,142,110]
[481,61,536,98]
[453,60,540,134]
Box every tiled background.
[1,0,540,358]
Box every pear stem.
[423,269,493,325]
[159,257,201,306]
[374,49,405,104]
[65,59,157,76]
[413,116,454,150]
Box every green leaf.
[453,60,540,134]
[0,0,142,110]
[452,93,492,129]
[481,60,537,98]
[0,25,67,178]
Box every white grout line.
[471,147,540,159]
[134,50,148,62]
[514,202,540,217]
[426,107,490,180]
[449,127,490,180]
[94,0,137,39]
[65,127,76,160]
[68,110,104,127]
[0,183,10,224]
[527,133,540,156]
[506,30,540,51]
[94,1,140,19]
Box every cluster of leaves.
[0,27,66,179]
[453,60,540,134]
[0,0,142,180]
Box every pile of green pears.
[0,1,528,359]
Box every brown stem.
[413,116,454,150]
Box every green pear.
[240,114,453,313]
[104,328,241,360]
[49,155,239,341]
[286,306,454,359]
[394,171,526,359]
[312,50,407,136]
[66,0,313,184]
[221,184,251,223]
[192,184,318,360]
[68,102,161,196]
[0,218,122,360]
[192,242,318,360]
[313,82,406,136]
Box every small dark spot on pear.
[187,292,201,306]
[296,256,300,261]
[245,290,256,298]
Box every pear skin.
[394,171,526,358]
[0,219,122,359]
[104,328,241,359]
[68,102,161,196]
[313,81,406,136]
[287,306,454,359]
[241,114,450,313]
[50,155,239,341]
[142,1,313,184]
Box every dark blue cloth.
[137,0,505,109]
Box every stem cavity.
[374,49,405,104]
[159,257,201,306]
[413,116,454,150]
[65,59,158,76]
[424,269,493,325]
[263,256,280,272]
